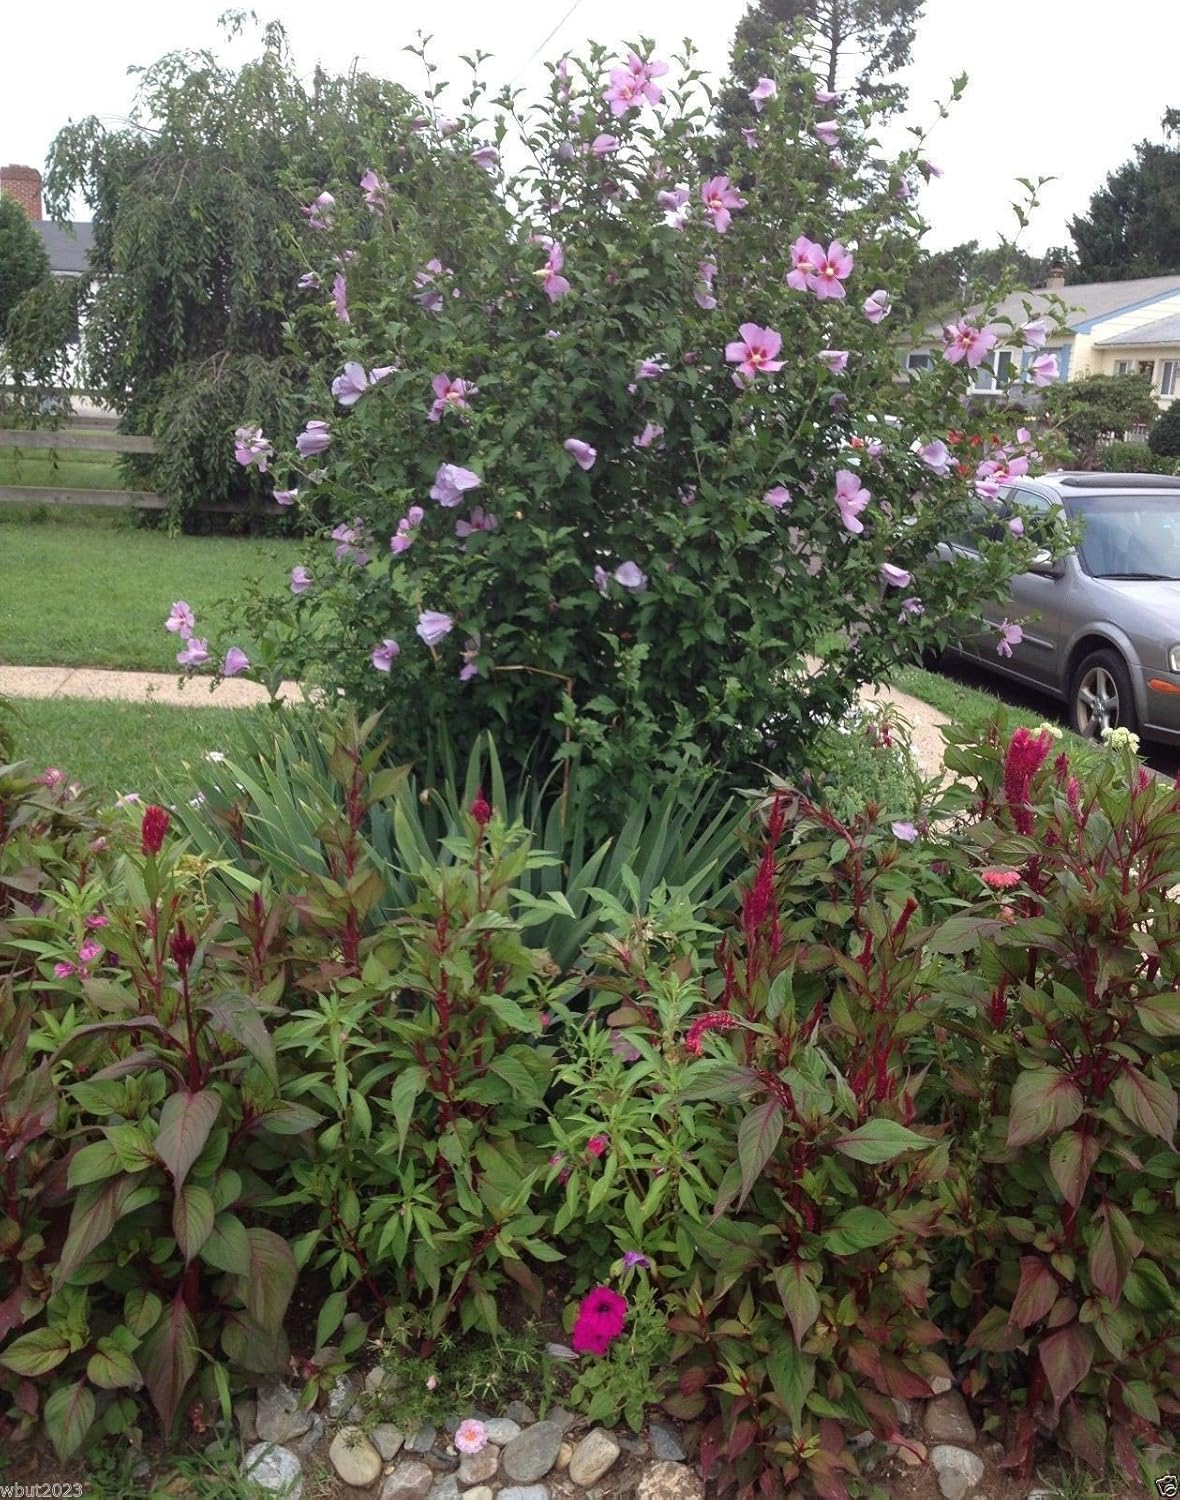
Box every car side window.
[949,498,1004,551]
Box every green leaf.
[389,1065,427,1163]
[1048,1130,1100,1209]
[1134,992,1180,1037]
[315,1290,349,1351]
[201,1212,252,1276]
[736,1098,783,1208]
[123,1289,163,1338]
[1007,1256,1058,1329]
[56,1175,158,1285]
[202,996,278,1087]
[66,1138,124,1189]
[824,1207,895,1256]
[1110,1067,1176,1145]
[1006,1067,1083,1149]
[87,1339,143,1391]
[1038,1323,1093,1412]
[830,1119,931,1164]
[242,1228,296,1332]
[250,1102,323,1135]
[0,1326,71,1376]
[137,1295,198,1432]
[1121,1378,1160,1424]
[172,1182,215,1263]
[766,1339,814,1430]
[774,1260,821,1347]
[43,1380,95,1460]
[155,1089,221,1191]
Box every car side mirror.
[1028,550,1064,579]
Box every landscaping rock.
[458,1446,500,1485]
[930,1375,954,1395]
[365,1365,394,1395]
[243,1442,304,1499]
[931,1444,985,1500]
[256,1380,313,1444]
[649,1422,686,1462]
[405,1424,438,1454]
[372,1423,406,1461]
[891,1398,914,1430]
[290,1413,324,1458]
[236,1397,258,1444]
[427,1478,461,1500]
[464,1490,495,1500]
[499,1488,550,1500]
[329,1426,383,1488]
[569,1429,621,1487]
[380,1461,435,1500]
[502,1420,563,1483]
[636,1461,706,1500]
[505,1399,537,1426]
[556,1441,573,1469]
[327,1373,356,1419]
[924,1391,977,1445]
[547,1405,577,1433]
[483,1416,521,1445]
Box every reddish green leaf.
[87,1339,142,1392]
[1120,1378,1159,1424]
[965,1306,1024,1353]
[823,1207,894,1256]
[1008,1256,1058,1330]
[56,1175,158,1285]
[766,1339,814,1431]
[830,1119,931,1164]
[137,1294,198,1431]
[154,1089,221,1191]
[1037,1323,1093,1412]
[1134,992,1180,1037]
[1087,1203,1142,1304]
[774,1260,821,1347]
[123,1289,162,1339]
[1110,1067,1176,1145]
[736,1098,783,1208]
[172,1182,215,1263]
[1060,1398,1106,1473]
[200,1212,251,1276]
[242,1228,296,1333]
[1006,1067,1083,1149]
[43,1380,95,1460]
[1048,1129,1101,1209]
[0,1326,71,1377]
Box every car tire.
[1068,648,1137,740]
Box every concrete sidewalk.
[1,664,949,778]
[0,664,303,708]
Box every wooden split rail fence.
[0,428,283,515]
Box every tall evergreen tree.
[1068,112,1180,280]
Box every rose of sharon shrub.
[202,35,1050,816]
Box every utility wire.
[509,0,586,84]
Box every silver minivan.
[942,472,1180,744]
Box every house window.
[906,352,933,373]
[1115,359,1133,376]
[1161,360,1178,397]
[973,349,1014,393]
[1137,360,1156,381]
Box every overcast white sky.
[3,0,1176,254]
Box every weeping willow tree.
[44,14,438,521]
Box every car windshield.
[1070,494,1180,580]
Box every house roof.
[1095,312,1180,348]
[924,274,1180,339]
[34,221,94,276]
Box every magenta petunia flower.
[371,639,400,672]
[177,637,210,668]
[880,563,912,588]
[943,319,998,369]
[416,611,454,647]
[332,272,350,325]
[471,147,499,171]
[863,289,892,324]
[296,420,331,458]
[750,77,777,112]
[54,961,76,980]
[786,236,821,293]
[700,175,746,233]
[165,601,195,639]
[920,440,953,476]
[622,1250,651,1268]
[819,349,849,373]
[564,438,597,471]
[763,485,792,510]
[290,566,312,595]
[428,373,474,422]
[221,647,250,677]
[835,469,870,534]
[360,168,387,209]
[809,241,853,301]
[725,323,785,378]
[430,463,481,507]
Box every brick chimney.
[0,164,43,221]
[1044,264,1066,291]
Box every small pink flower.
[360,168,387,209]
[815,88,842,105]
[920,440,953,476]
[694,260,718,310]
[835,469,870,534]
[471,147,499,171]
[455,506,498,538]
[863,289,892,324]
[1020,319,1048,349]
[85,914,109,930]
[273,489,298,506]
[371,640,400,673]
[165,601,195,639]
[819,349,849,373]
[290,566,312,595]
[996,619,1023,658]
[763,485,791,511]
[417,611,454,647]
[700,175,746,233]
[428,373,474,422]
[981,866,1021,890]
[538,241,571,301]
[177,638,210,669]
[891,821,918,842]
[332,272,350,325]
[54,962,76,980]
[897,595,924,622]
[430,464,481,507]
[943,319,997,369]
[454,1419,488,1455]
[809,241,853,301]
[564,438,597,470]
[741,127,758,149]
[633,422,664,449]
[613,561,647,592]
[1026,353,1059,387]
[1009,516,1024,537]
[425,1375,438,1392]
[880,563,912,588]
[587,1134,609,1158]
[750,77,777,112]
[725,323,784,378]
[814,120,839,147]
[591,133,620,156]
[221,647,250,677]
[787,236,821,292]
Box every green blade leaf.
[155,1089,221,1191]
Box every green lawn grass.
[5,697,252,801]
[0,521,299,670]
[894,662,1072,738]
[0,447,128,491]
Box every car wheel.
[1068,648,1136,740]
